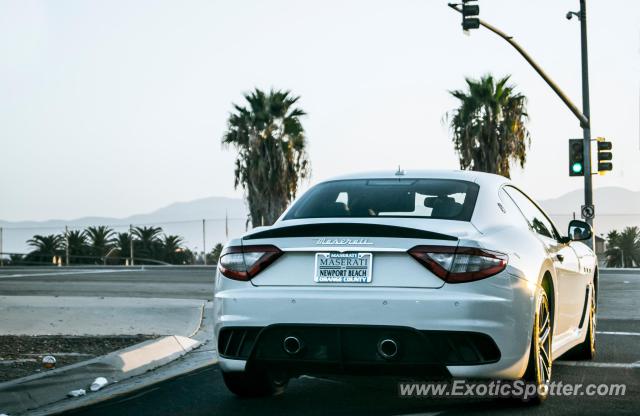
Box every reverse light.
[408,245,507,283]
[218,245,283,281]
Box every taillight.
[218,245,283,281]
[408,245,507,283]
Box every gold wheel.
[520,286,553,404]
[587,283,596,357]
[534,290,553,387]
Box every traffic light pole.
[448,1,594,249]
[579,0,594,249]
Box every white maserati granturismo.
[214,170,597,402]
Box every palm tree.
[605,227,640,268]
[181,248,196,265]
[9,253,25,265]
[605,230,621,267]
[160,234,185,264]
[64,230,89,264]
[26,234,64,264]
[447,74,530,178]
[114,232,132,264]
[85,226,115,260]
[133,226,163,261]
[223,88,310,226]
[207,243,223,264]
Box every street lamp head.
[566,11,581,21]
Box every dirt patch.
[0,335,157,382]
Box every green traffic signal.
[572,162,583,174]
[569,138,584,177]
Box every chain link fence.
[0,217,247,266]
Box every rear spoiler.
[243,223,457,241]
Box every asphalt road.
[0,266,216,300]
[2,268,638,414]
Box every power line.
[0,218,247,231]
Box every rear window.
[284,179,479,221]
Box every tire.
[222,370,288,398]
[569,283,597,360]
[520,285,553,405]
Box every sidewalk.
[0,296,205,336]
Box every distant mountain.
[1,188,639,254]
[0,197,248,254]
[538,187,640,237]
[538,187,640,216]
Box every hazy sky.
[1,0,639,221]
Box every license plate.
[314,252,372,283]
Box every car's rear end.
[214,174,535,384]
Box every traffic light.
[569,138,584,176]
[596,137,613,173]
[461,0,480,30]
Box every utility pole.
[129,224,135,266]
[448,1,594,249]
[65,225,70,266]
[0,227,3,267]
[202,219,207,265]
[613,246,625,268]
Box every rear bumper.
[214,272,536,379]
[218,324,500,378]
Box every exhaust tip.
[377,338,399,360]
[283,336,303,355]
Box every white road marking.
[0,269,143,279]
[558,331,640,368]
[0,359,38,364]
[299,375,344,384]
[597,331,640,336]
[555,361,640,369]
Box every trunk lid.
[244,218,479,289]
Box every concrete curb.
[37,345,217,416]
[0,335,201,415]
[0,300,216,416]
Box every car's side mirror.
[567,219,592,241]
